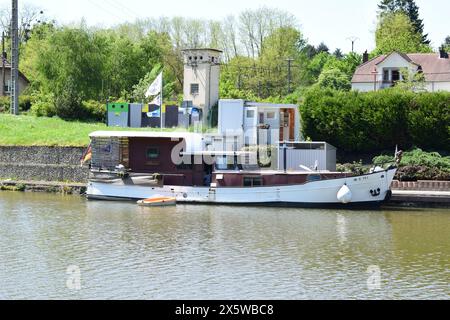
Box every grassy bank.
[0,114,215,147]
[0,115,116,146]
[0,114,155,147]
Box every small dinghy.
[137,196,177,207]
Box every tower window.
[190,83,199,95]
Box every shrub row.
[0,95,32,113]
[300,88,450,153]
[1,91,106,123]
[373,148,450,181]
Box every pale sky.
[3,0,449,53]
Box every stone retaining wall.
[0,146,89,183]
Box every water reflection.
[0,192,448,300]
[336,214,348,244]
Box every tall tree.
[0,4,47,46]
[333,48,344,59]
[378,0,430,45]
[374,12,432,54]
[303,44,317,59]
[316,42,330,54]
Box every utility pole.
[11,0,19,115]
[1,32,5,97]
[286,58,294,94]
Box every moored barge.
[85,131,397,207]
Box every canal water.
[0,192,448,300]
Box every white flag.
[145,72,162,98]
[149,95,161,106]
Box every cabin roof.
[89,131,205,152]
[89,131,202,139]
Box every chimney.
[439,46,449,59]
[363,50,369,63]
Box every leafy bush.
[401,149,450,169]
[373,149,450,181]
[336,161,367,175]
[30,92,56,117]
[396,166,450,181]
[317,68,351,91]
[54,78,84,120]
[0,95,32,113]
[407,92,450,150]
[374,148,450,169]
[82,100,106,123]
[301,87,450,153]
[19,95,32,112]
[0,96,8,113]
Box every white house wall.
[218,99,245,136]
[425,81,450,92]
[376,53,414,75]
[352,83,376,92]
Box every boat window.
[146,147,160,160]
[307,174,322,182]
[267,112,276,119]
[243,177,263,187]
[246,110,255,118]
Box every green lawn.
[0,114,160,147]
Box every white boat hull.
[86,169,396,207]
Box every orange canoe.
[137,196,177,207]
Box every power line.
[101,0,137,22]
[106,0,141,20]
[86,0,124,21]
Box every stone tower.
[182,48,222,125]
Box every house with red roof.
[351,49,450,92]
